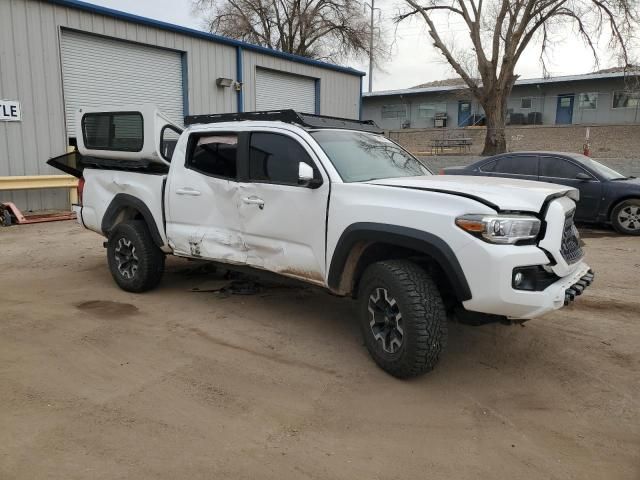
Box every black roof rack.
[184,109,383,133]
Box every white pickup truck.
[49,105,594,378]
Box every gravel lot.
[1,221,639,479]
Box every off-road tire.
[611,199,640,236]
[357,260,447,378]
[107,220,165,292]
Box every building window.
[417,102,446,118]
[381,104,407,119]
[578,93,598,109]
[612,91,640,109]
[520,97,532,109]
[559,96,572,108]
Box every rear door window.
[492,155,538,176]
[187,133,238,179]
[249,132,315,186]
[539,156,591,179]
[82,112,143,152]
[479,160,496,172]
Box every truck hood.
[366,175,579,212]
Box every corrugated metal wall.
[243,51,361,119]
[1,0,362,211]
[0,0,68,211]
[255,68,316,113]
[60,29,185,128]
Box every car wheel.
[357,260,447,378]
[107,220,165,292]
[611,199,640,236]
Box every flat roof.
[364,71,634,97]
[47,0,366,77]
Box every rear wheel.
[611,199,640,235]
[107,220,165,292]
[357,260,447,378]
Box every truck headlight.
[455,214,541,244]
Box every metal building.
[0,0,365,211]
[363,71,640,130]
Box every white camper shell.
[75,104,182,165]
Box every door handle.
[176,187,201,196]
[242,196,265,209]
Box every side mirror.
[298,162,322,188]
[575,172,593,181]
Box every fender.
[328,223,472,301]
[101,193,165,248]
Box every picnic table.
[430,137,473,154]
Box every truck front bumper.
[563,269,595,305]
[456,195,594,320]
[456,240,593,320]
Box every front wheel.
[611,199,640,235]
[357,260,447,378]
[107,220,165,292]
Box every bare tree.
[397,0,638,155]
[193,0,384,63]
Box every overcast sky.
[91,0,637,92]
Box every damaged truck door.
[239,130,329,284]
[166,132,246,262]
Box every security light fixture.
[216,77,234,88]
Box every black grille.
[560,212,584,264]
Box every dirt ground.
[1,221,638,480]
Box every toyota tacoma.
[48,105,594,378]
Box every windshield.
[571,154,626,180]
[310,130,431,182]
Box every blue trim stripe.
[314,79,321,115]
[359,76,363,120]
[47,0,366,77]
[236,46,244,113]
[181,53,189,116]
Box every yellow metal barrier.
[1,148,79,208]
[0,175,78,191]
[0,174,78,208]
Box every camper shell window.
[82,112,144,152]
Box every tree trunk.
[482,101,508,155]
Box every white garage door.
[255,68,316,113]
[60,30,184,135]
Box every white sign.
[0,100,21,121]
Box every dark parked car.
[442,152,640,235]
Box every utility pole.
[364,0,380,93]
[368,0,374,93]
